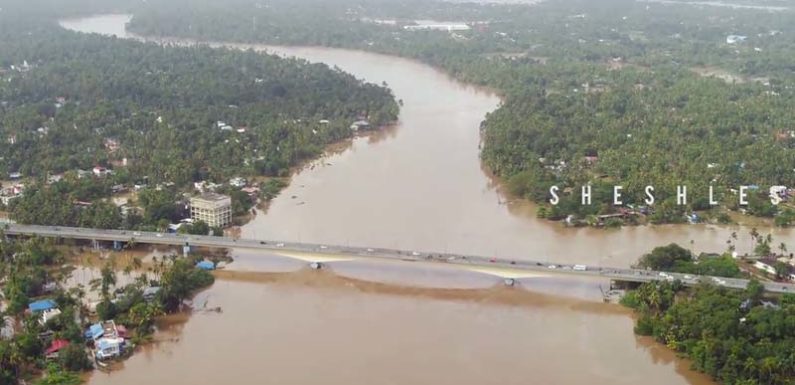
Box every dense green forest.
[635,243,745,278]
[0,7,398,228]
[622,242,795,384]
[0,15,397,182]
[0,236,214,384]
[622,281,795,384]
[125,0,795,225]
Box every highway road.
[4,223,795,294]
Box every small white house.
[216,121,233,131]
[92,166,112,177]
[349,120,370,131]
[727,35,748,44]
[47,174,63,184]
[229,177,247,188]
[95,337,125,360]
[1,316,14,340]
[1,193,20,206]
[39,308,62,326]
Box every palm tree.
[759,357,779,383]
[100,264,117,300]
[131,257,143,270]
[750,228,759,247]
[7,343,24,380]
[151,256,161,281]
[743,357,757,378]
[648,289,662,314]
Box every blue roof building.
[85,323,104,340]
[28,299,57,313]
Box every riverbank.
[51,14,760,384]
[622,280,795,384]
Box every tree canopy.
[123,0,795,225]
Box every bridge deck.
[4,224,794,294]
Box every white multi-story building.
[190,193,232,228]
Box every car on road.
[276,243,285,247]
[320,245,328,250]
[366,248,374,252]
[573,265,587,271]
[411,251,421,256]
[156,233,163,238]
[548,264,557,269]
[133,232,141,236]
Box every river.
[60,15,795,268]
[57,14,730,385]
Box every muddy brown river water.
[54,13,779,384]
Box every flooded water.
[61,15,794,268]
[85,271,714,385]
[57,14,733,385]
[232,47,790,266]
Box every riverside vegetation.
[0,236,215,385]
[622,242,795,384]
[0,6,398,230]
[622,280,795,385]
[124,0,795,226]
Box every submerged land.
[1,0,795,384]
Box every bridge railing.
[5,223,795,293]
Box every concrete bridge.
[3,223,795,294]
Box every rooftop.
[193,192,230,202]
[29,299,57,313]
